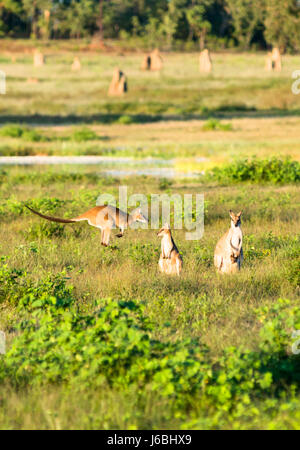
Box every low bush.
[202,118,233,131]
[71,127,98,142]
[208,158,300,184]
[116,115,134,125]
[0,124,46,142]
[1,258,300,421]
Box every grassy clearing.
[1,48,300,430]
[0,50,300,165]
[0,166,299,429]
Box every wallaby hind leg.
[214,255,223,272]
[102,227,111,246]
[176,258,182,276]
[100,227,111,246]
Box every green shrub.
[0,125,46,142]
[202,118,233,131]
[0,259,73,306]
[2,256,300,421]
[0,124,24,138]
[158,178,173,190]
[209,158,300,184]
[71,127,98,142]
[21,129,45,142]
[116,115,134,125]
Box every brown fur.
[214,211,243,274]
[25,204,147,247]
[157,224,182,276]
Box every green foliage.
[1,0,300,52]
[225,0,264,49]
[0,258,73,306]
[209,158,300,184]
[1,259,300,424]
[116,115,134,125]
[0,124,46,142]
[287,259,300,288]
[71,127,98,142]
[202,118,233,131]
[0,124,24,138]
[264,0,300,52]
[158,178,173,190]
[186,1,212,49]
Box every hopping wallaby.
[214,210,243,274]
[157,223,183,276]
[25,205,147,247]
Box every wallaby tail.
[25,205,76,224]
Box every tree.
[263,0,300,52]
[160,0,185,49]
[186,1,212,50]
[64,0,96,38]
[22,0,53,38]
[0,0,24,37]
[225,0,264,49]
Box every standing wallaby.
[25,205,147,247]
[157,223,183,276]
[214,210,243,274]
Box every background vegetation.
[1,0,300,52]
[0,3,300,429]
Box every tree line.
[1,0,300,52]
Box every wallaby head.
[157,223,171,237]
[129,207,148,224]
[229,210,242,227]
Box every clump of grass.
[71,127,98,142]
[208,157,300,184]
[0,125,24,138]
[0,124,46,142]
[202,118,233,131]
[158,178,173,190]
[21,129,45,142]
[116,115,134,125]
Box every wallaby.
[214,210,243,274]
[157,223,183,276]
[25,205,147,247]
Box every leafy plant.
[202,118,233,131]
[209,158,300,184]
[0,124,46,142]
[71,127,98,142]
[116,115,134,125]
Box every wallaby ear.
[229,210,234,217]
[164,222,170,229]
[237,211,242,217]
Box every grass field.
[0,46,300,430]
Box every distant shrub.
[0,124,46,142]
[158,178,173,190]
[21,129,45,142]
[208,158,300,184]
[116,115,134,125]
[71,127,98,142]
[0,125,24,138]
[202,118,233,131]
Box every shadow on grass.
[0,107,300,126]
